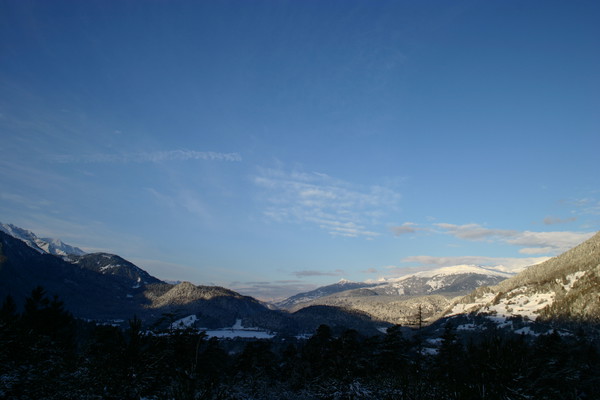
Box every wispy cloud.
[49,150,242,164]
[0,191,53,211]
[390,222,423,236]
[505,230,594,255]
[543,216,577,225]
[435,222,594,255]
[294,269,345,278]
[563,197,600,216]
[316,219,379,238]
[254,167,401,238]
[362,267,378,274]
[434,223,517,241]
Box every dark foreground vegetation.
[1,288,599,399]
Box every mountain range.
[275,279,378,309]
[2,221,599,335]
[276,264,513,325]
[0,223,86,258]
[0,224,388,334]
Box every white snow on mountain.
[171,315,198,330]
[446,287,557,321]
[384,265,515,282]
[0,222,86,257]
[368,264,515,297]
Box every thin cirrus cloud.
[49,150,242,164]
[293,269,346,278]
[434,223,517,241]
[562,197,600,216]
[435,222,594,255]
[362,267,378,274]
[543,216,577,225]
[505,230,595,255]
[254,167,401,239]
[390,222,423,236]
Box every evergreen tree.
[302,324,335,380]
[434,322,466,399]
[2,287,78,399]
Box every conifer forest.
[1,288,599,400]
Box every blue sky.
[1,0,599,300]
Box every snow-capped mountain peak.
[408,265,514,279]
[0,222,86,257]
[369,264,512,297]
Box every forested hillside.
[447,231,600,324]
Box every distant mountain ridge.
[0,222,86,257]
[0,227,271,325]
[275,279,377,309]
[0,230,144,319]
[6,221,596,335]
[0,224,386,335]
[274,264,516,326]
[277,264,512,317]
[370,265,512,296]
[70,252,163,286]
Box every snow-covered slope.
[277,265,514,313]
[70,252,163,286]
[371,265,513,296]
[275,265,515,325]
[0,222,86,257]
[446,231,600,322]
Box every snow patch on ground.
[198,319,275,339]
[514,326,540,336]
[425,278,446,291]
[421,347,439,355]
[203,329,275,339]
[100,264,119,272]
[448,292,495,316]
[232,319,243,330]
[559,271,586,292]
[171,315,198,330]
[456,323,478,331]
[156,317,276,338]
[295,333,313,340]
[486,290,555,320]
[451,285,556,321]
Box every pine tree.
[434,322,466,399]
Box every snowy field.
[171,316,275,339]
